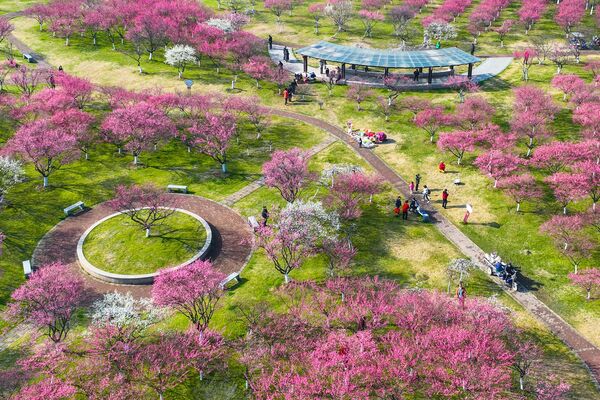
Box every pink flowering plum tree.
[541,214,596,273]
[513,48,537,80]
[494,19,514,47]
[530,141,590,173]
[474,150,524,188]
[544,172,588,214]
[4,116,78,188]
[324,0,354,36]
[569,268,600,300]
[152,260,226,332]
[188,112,236,173]
[264,0,292,27]
[10,66,50,97]
[551,74,585,101]
[9,262,86,342]
[308,3,325,34]
[0,17,14,48]
[437,130,478,165]
[108,184,178,237]
[263,148,314,203]
[388,6,416,45]
[453,96,494,130]
[102,101,176,165]
[54,73,94,109]
[242,56,273,88]
[358,9,384,38]
[555,0,585,37]
[346,85,374,111]
[326,172,383,220]
[321,237,357,277]
[497,173,543,212]
[253,200,339,283]
[444,75,478,103]
[415,106,450,143]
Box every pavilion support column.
[419,67,423,73]
[319,60,324,74]
[364,66,368,72]
[450,65,454,74]
[384,67,389,77]
[303,56,308,73]
[427,67,433,84]
[341,63,346,79]
[467,63,473,79]
[351,64,356,70]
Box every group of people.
[325,67,343,84]
[488,252,518,288]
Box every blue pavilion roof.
[296,41,481,68]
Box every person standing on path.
[415,174,421,192]
[422,185,430,203]
[283,88,289,105]
[402,200,409,220]
[457,281,466,308]
[394,196,402,217]
[409,181,415,193]
[442,189,449,209]
[261,206,269,226]
[268,35,273,50]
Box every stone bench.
[167,184,188,193]
[220,272,241,289]
[64,201,85,216]
[22,260,32,278]
[23,53,36,63]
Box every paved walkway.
[269,44,513,88]
[31,195,253,298]
[267,108,600,389]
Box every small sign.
[184,79,194,88]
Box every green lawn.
[82,211,207,275]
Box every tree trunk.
[563,206,567,214]
[587,289,591,300]
[179,71,183,79]
[85,152,89,160]
[93,36,97,45]
[65,36,69,46]
[574,264,578,274]
[134,155,139,165]
[43,176,49,188]
[112,42,116,50]
[149,52,153,61]
[138,65,143,74]
[519,376,524,391]
[146,228,150,237]
[187,146,191,153]
[284,273,290,283]
[221,163,227,173]
[500,40,504,47]
[516,202,521,212]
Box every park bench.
[483,253,519,292]
[23,54,36,63]
[64,201,85,216]
[220,272,241,289]
[416,206,430,223]
[248,216,259,230]
[167,184,188,193]
[22,260,32,278]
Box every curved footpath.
[32,194,253,298]
[267,108,600,389]
[1,26,599,389]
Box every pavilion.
[295,41,481,84]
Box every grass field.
[82,211,208,275]
[1,0,600,396]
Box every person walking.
[413,69,419,81]
[261,206,269,226]
[415,174,421,192]
[470,42,476,55]
[456,281,466,308]
[278,61,283,70]
[402,200,409,220]
[283,46,288,62]
[58,65,64,72]
[283,88,289,105]
[268,35,273,50]
[394,196,402,217]
[409,181,415,193]
[442,189,449,209]
[422,185,430,203]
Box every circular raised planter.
[77,208,212,285]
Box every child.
[439,161,446,173]
[409,181,415,192]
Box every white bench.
[220,272,241,289]
[416,206,430,223]
[22,260,32,278]
[64,201,85,216]
[23,53,36,63]
[167,184,188,193]
[248,216,259,230]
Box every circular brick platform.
[32,194,253,298]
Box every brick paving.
[268,108,600,389]
[31,194,253,299]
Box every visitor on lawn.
[413,69,419,81]
[278,61,283,70]
[394,196,402,217]
[415,174,421,191]
[268,35,273,49]
[409,181,415,192]
[261,206,269,226]
[442,188,449,209]
[422,185,431,203]
[283,88,289,105]
[402,200,409,220]
[438,161,446,173]
[457,281,466,308]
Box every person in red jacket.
[442,188,449,209]
[401,200,409,220]
[283,89,289,105]
[438,161,446,173]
